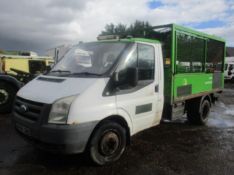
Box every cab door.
[116,42,162,134]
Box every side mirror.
[113,67,138,87]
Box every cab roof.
[97,37,160,44]
[120,38,160,44]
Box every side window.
[116,43,155,91]
[206,39,224,72]
[117,47,137,87]
[138,44,155,81]
[122,48,137,69]
[176,33,205,73]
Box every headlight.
[48,95,77,124]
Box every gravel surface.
[0,83,234,175]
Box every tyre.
[88,121,127,165]
[0,82,17,113]
[231,77,234,83]
[187,98,211,125]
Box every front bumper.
[13,111,98,154]
[13,96,99,154]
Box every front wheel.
[0,82,17,114]
[88,121,127,165]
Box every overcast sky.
[0,0,233,54]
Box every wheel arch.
[185,94,212,111]
[201,94,212,106]
[86,115,131,151]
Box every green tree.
[100,20,153,37]
[101,23,115,35]
[114,24,127,35]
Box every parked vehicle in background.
[224,47,234,81]
[0,53,54,113]
[224,58,234,82]
[46,44,72,63]
[13,24,225,165]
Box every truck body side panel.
[173,73,223,102]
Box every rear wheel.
[187,98,211,125]
[88,121,127,165]
[231,77,234,83]
[0,82,17,113]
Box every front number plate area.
[16,123,32,137]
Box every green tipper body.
[155,24,225,104]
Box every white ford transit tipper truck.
[13,24,225,165]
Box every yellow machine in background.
[1,55,54,74]
[0,53,54,113]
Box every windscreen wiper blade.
[70,72,102,76]
[51,70,71,73]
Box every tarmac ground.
[0,83,234,175]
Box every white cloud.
[0,0,233,53]
[67,0,231,39]
[201,26,234,46]
[150,0,228,24]
[72,0,234,46]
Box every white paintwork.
[224,57,234,80]
[17,76,98,104]
[17,41,164,136]
[116,43,164,135]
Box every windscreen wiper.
[51,70,71,73]
[70,72,102,76]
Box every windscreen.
[50,42,129,76]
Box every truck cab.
[13,38,164,165]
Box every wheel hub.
[0,89,9,105]
[100,131,120,156]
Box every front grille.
[14,97,44,122]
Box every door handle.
[155,85,159,92]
